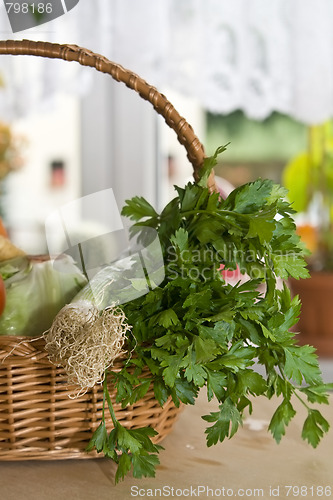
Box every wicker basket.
[0,40,217,460]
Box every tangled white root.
[44,300,131,394]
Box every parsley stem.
[293,389,311,412]
[102,388,105,424]
[103,373,118,428]
[181,209,249,220]
[279,366,311,412]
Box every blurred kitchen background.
[0,0,332,373]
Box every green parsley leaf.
[121,196,158,221]
[271,253,310,280]
[170,227,188,252]
[86,422,108,453]
[195,335,221,363]
[181,347,207,386]
[153,378,169,406]
[302,409,330,448]
[205,368,226,401]
[154,309,180,328]
[268,399,296,443]
[283,345,323,385]
[247,208,276,244]
[132,453,161,479]
[300,384,333,405]
[223,179,273,214]
[115,453,132,483]
[161,353,184,387]
[202,397,242,446]
[197,144,229,187]
[235,370,267,397]
[173,377,198,405]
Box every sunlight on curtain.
[0,0,332,124]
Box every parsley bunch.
[88,146,332,483]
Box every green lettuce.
[0,254,87,336]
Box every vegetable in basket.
[0,217,8,238]
[47,146,332,484]
[0,254,88,336]
[45,239,163,390]
[0,275,5,316]
[0,226,27,318]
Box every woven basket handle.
[0,39,217,192]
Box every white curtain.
[0,0,333,124]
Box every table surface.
[1,390,332,500]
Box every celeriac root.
[44,300,130,394]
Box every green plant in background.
[207,111,307,164]
[0,122,24,180]
[283,122,333,271]
[0,121,25,219]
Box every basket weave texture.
[0,39,216,461]
[0,336,180,460]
